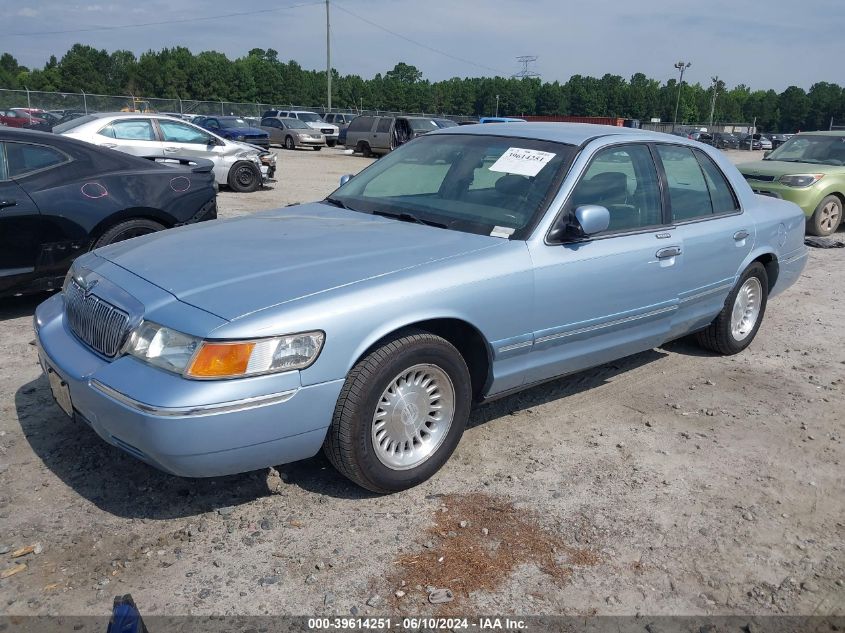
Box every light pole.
[672,60,691,131]
[708,76,720,128]
[326,0,332,112]
[495,94,499,117]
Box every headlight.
[125,322,201,374]
[124,323,325,379]
[778,174,824,187]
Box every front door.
[525,143,681,384]
[0,143,42,294]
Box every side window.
[693,149,740,214]
[376,118,392,133]
[6,142,69,178]
[205,118,220,129]
[348,116,372,132]
[569,144,662,233]
[324,114,334,123]
[0,143,8,180]
[105,119,156,141]
[159,120,211,144]
[656,145,713,221]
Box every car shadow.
[16,345,688,518]
[0,293,50,322]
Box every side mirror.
[548,205,610,242]
[339,174,353,186]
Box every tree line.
[1,44,843,132]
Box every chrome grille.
[65,279,130,357]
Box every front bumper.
[745,181,820,216]
[34,294,343,477]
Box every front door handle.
[656,246,682,259]
[0,199,17,210]
[164,146,179,153]
[733,229,750,241]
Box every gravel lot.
[0,146,843,619]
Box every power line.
[332,1,509,76]
[2,1,323,37]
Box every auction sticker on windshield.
[489,147,556,177]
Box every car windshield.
[53,114,98,133]
[327,134,575,238]
[218,118,249,129]
[408,118,439,132]
[297,113,323,123]
[765,135,845,165]
[435,119,458,128]
[287,119,310,129]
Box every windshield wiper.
[371,209,448,229]
[324,196,352,210]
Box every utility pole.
[326,0,332,112]
[672,60,691,132]
[495,95,499,117]
[708,76,719,128]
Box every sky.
[2,0,843,92]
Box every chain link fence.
[0,88,473,122]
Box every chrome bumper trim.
[89,380,298,418]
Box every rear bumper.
[34,293,343,477]
[770,246,809,299]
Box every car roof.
[795,130,845,137]
[433,122,671,145]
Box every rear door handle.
[734,229,750,241]
[100,143,117,149]
[164,146,179,153]
[656,246,682,259]
[0,199,17,210]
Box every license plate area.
[46,364,73,418]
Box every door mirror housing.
[339,174,353,186]
[548,204,611,242]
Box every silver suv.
[345,115,439,157]
[261,110,339,146]
[55,113,275,193]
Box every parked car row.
[54,113,275,193]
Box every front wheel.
[807,195,842,236]
[227,161,261,193]
[284,136,295,150]
[323,330,471,493]
[695,262,768,355]
[327,140,337,147]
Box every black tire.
[227,161,261,193]
[327,140,337,147]
[284,135,295,150]
[357,141,373,158]
[93,218,165,249]
[314,146,322,151]
[323,330,472,493]
[807,195,842,236]
[695,262,768,355]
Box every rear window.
[53,114,98,134]
[5,142,70,178]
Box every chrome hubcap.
[371,364,455,470]
[819,201,841,232]
[730,277,763,341]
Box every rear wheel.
[93,218,165,249]
[356,141,373,158]
[227,161,261,193]
[807,195,842,236]
[695,262,768,355]
[323,330,471,493]
[284,135,295,150]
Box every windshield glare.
[287,119,310,129]
[330,134,574,238]
[767,135,845,165]
[297,113,323,123]
[219,118,248,129]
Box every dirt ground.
[0,146,842,619]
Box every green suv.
[738,131,845,235]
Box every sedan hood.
[96,203,500,321]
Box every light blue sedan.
[34,123,808,493]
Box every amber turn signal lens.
[187,342,255,378]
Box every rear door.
[654,144,752,335]
[371,117,394,152]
